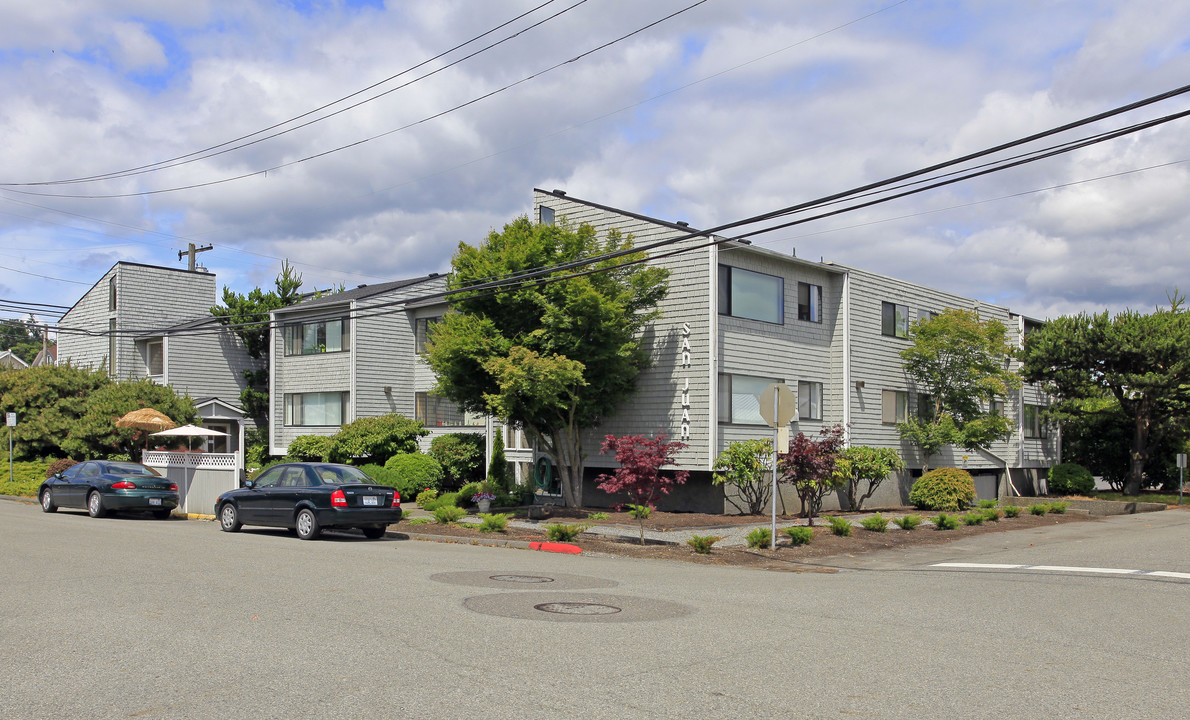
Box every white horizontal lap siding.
[535,192,713,471]
[844,267,1027,471]
[272,305,354,451]
[715,250,839,458]
[115,266,216,380]
[57,268,114,371]
[353,278,448,424]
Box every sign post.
[1177,453,1187,505]
[6,412,15,486]
[760,384,797,550]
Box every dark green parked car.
[39,461,179,519]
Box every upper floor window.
[917,392,935,422]
[798,381,822,421]
[1023,403,1048,438]
[415,317,441,354]
[719,265,783,324]
[108,318,117,377]
[144,339,163,377]
[284,317,349,356]
[108,277,117,311]
[539,206,555,225]
[881,389,907,424]
[284,391,348,427]
[882,301,909,339]
[918,309,936,324]
[798,282,822,323]
[719,373,780,425]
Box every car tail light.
[391,491,401,507]
[169,483,179,492]
[111,480,137,489]
[331,489,348,508]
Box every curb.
[389,531,582,554]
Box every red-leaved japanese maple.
[595,433,689,544]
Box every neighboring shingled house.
[56,262,262,466]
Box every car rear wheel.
[87,491,106,518]
[39,489,57,514]
[295,508,320,540]
[361,526,386,539]
[152,509,172,520]
[219,504,242,532]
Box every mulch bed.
[394,506,1097,571]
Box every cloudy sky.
[2,0,1189,333]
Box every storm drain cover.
[534,601,621,615]
[490,574,555,584]
[464,592,692,623]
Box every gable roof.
[274,274,442,315]
[0,349,30,368]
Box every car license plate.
[362,496,379,506]
[149,498,162,506]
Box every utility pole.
[178,243,213,271]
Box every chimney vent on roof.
[429,272,440,278]
[791,247,796,257]
[358,284,368,289]
[676,221,689,227]
[552,189,566,196]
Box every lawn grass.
[1089,491,1185,505]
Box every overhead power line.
[0,0,712,200]
[42,83,1190,342]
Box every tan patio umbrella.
[116,408,178,451]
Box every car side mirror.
[245,480,256,489]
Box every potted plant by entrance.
[473,492,495,514]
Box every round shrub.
[1047,462,1095,496]
[908,468,976,511]
[286,435,333,461]
[46,458,79,479]
[384,452,444,498]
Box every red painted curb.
[529,541,582,554]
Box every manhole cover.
[489,574,555,584]
[534,602,622,615]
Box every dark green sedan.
[39,461,179,519]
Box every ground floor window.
[284,391,348,427]
[882,389,908,424]
[719,374,781,425]
[797,381,822,421]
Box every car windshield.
[105,463,161,477]
[310,465,374,485]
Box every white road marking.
[930,562,1188,579]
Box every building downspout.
[707,241,719,473]
[841,271,852,445]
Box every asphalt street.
[1,498,1187,719]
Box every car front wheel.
[40,489,57,513]
[219,504,242,532]
[87,491,106,518]
[295,508,320,540]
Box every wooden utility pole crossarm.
[178,243,213,271]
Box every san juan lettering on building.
[679,322,691,440]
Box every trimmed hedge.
[909,467,976,511]
[1047,462,1095,496]
[383,452,444,499]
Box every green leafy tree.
[1020,293,1190,495]
[61,378,197,460]
[428,433,485,489]
[0,364,111,460]
[1,315,45,364]
[210,260,303,424]
[712,438,774,515]
[898,308,1019,471]
[329,413,428,464]
[425,217,670,507]
[835,445,905,511]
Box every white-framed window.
[144,339,163,377]
[1023,403,1047,438]
[798,282,822,323]
[108,277,117,311]
[284,317,349,356]
[719,265,784,324]
[882,301,909,338]
[882,389,908,424]
[416,392,480,427]
[718,373,781,425]
[798,381,822,421]
[415,317,441,354]
[539,206,555,225]
[284,392,349,427]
